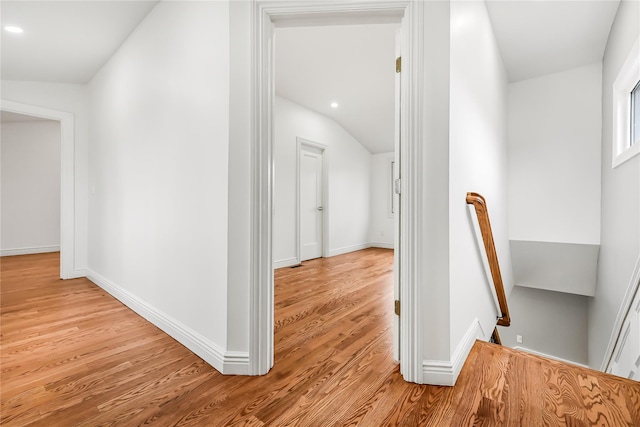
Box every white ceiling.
[0,1,158,83]
[276,24,398,154]
[0,1,621,153]
[485,0,620,83]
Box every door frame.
[249,0,426,383]
[0,99,76,279]
[296,138,328,263]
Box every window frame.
[612,36,640,168]
[630,79,640,147]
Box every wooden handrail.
[466,192,511,327]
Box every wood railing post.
[466,192,511,327]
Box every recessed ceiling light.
[4,26,24,34]
[330,102,339,108]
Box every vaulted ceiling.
[1,1,158,83]
[485,0,620,83]
[1,1,621,153]
[275,24,398,155]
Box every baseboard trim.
[423,318,484,386]
[327,243,371,257]
[1,245,60,257]
[68,268,88,279]
[274,257,300,269]
[514,346,588,369]
[86,269,249,375]
[369,242,394,250]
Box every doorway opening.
[271,21,399,370]
[250,1,426,383]
[1,112,60,259]
[0,100,76,279]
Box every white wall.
[1,120,61,255]
[0,81,89,272]
[448,0,512,355]
[273,96,371,265]
[227,0,252,353]
[87,1,232,369]
[369,152,395,248]
[508,63,603,244]
[499,286,589,366]
[590,0,640,369]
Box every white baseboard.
[277,244,393,268]
[514,346,588,369]
[369,242,394,250]
[1,245,60,257]
[327,243,371,257]
[68,268,88,279]
[423,318,484,386]
[274,257,300,269]
[86,269,249,375]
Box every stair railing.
[466,192,511,328]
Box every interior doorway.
[270,19,399,368]
[0,100,76,279]
[0,112,61,258]
[250,1,426,383]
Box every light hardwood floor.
[2,250,639,426]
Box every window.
[612,36,640,168]
[631,80,640,147]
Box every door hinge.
[396,56,402,73]
[394,300,400,316]
[394,178,401,195]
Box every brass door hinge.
[396,56,402,73]
[394,300,400,316]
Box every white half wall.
[448,0,512,359]
[508,63,602,245]
[590,0,640,369]
[273,96,371,265]
[87,1,236,372]
[510,240,599,296]
[1,120,61,255]
[369,152,395,248]
[0,81,89,273]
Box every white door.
[393,29,402,362]
[299,145,324,261]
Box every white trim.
[612,36,640,168]
[296,137,329,261]
[70,268,88,279]
[249,0,276,376]
[370,242,394,250]
[398,0,424,384]
[327,243,371,257]
[1,245,60,257]
[0,99,75,280]
[274,257,300,269]
[514,346,589,369]
[251,0,423,382]
[388,157,396,219]
[601,254,640,371]
[86,269,249,375]
[422,318,484,386]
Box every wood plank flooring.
[2,249,640,426]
